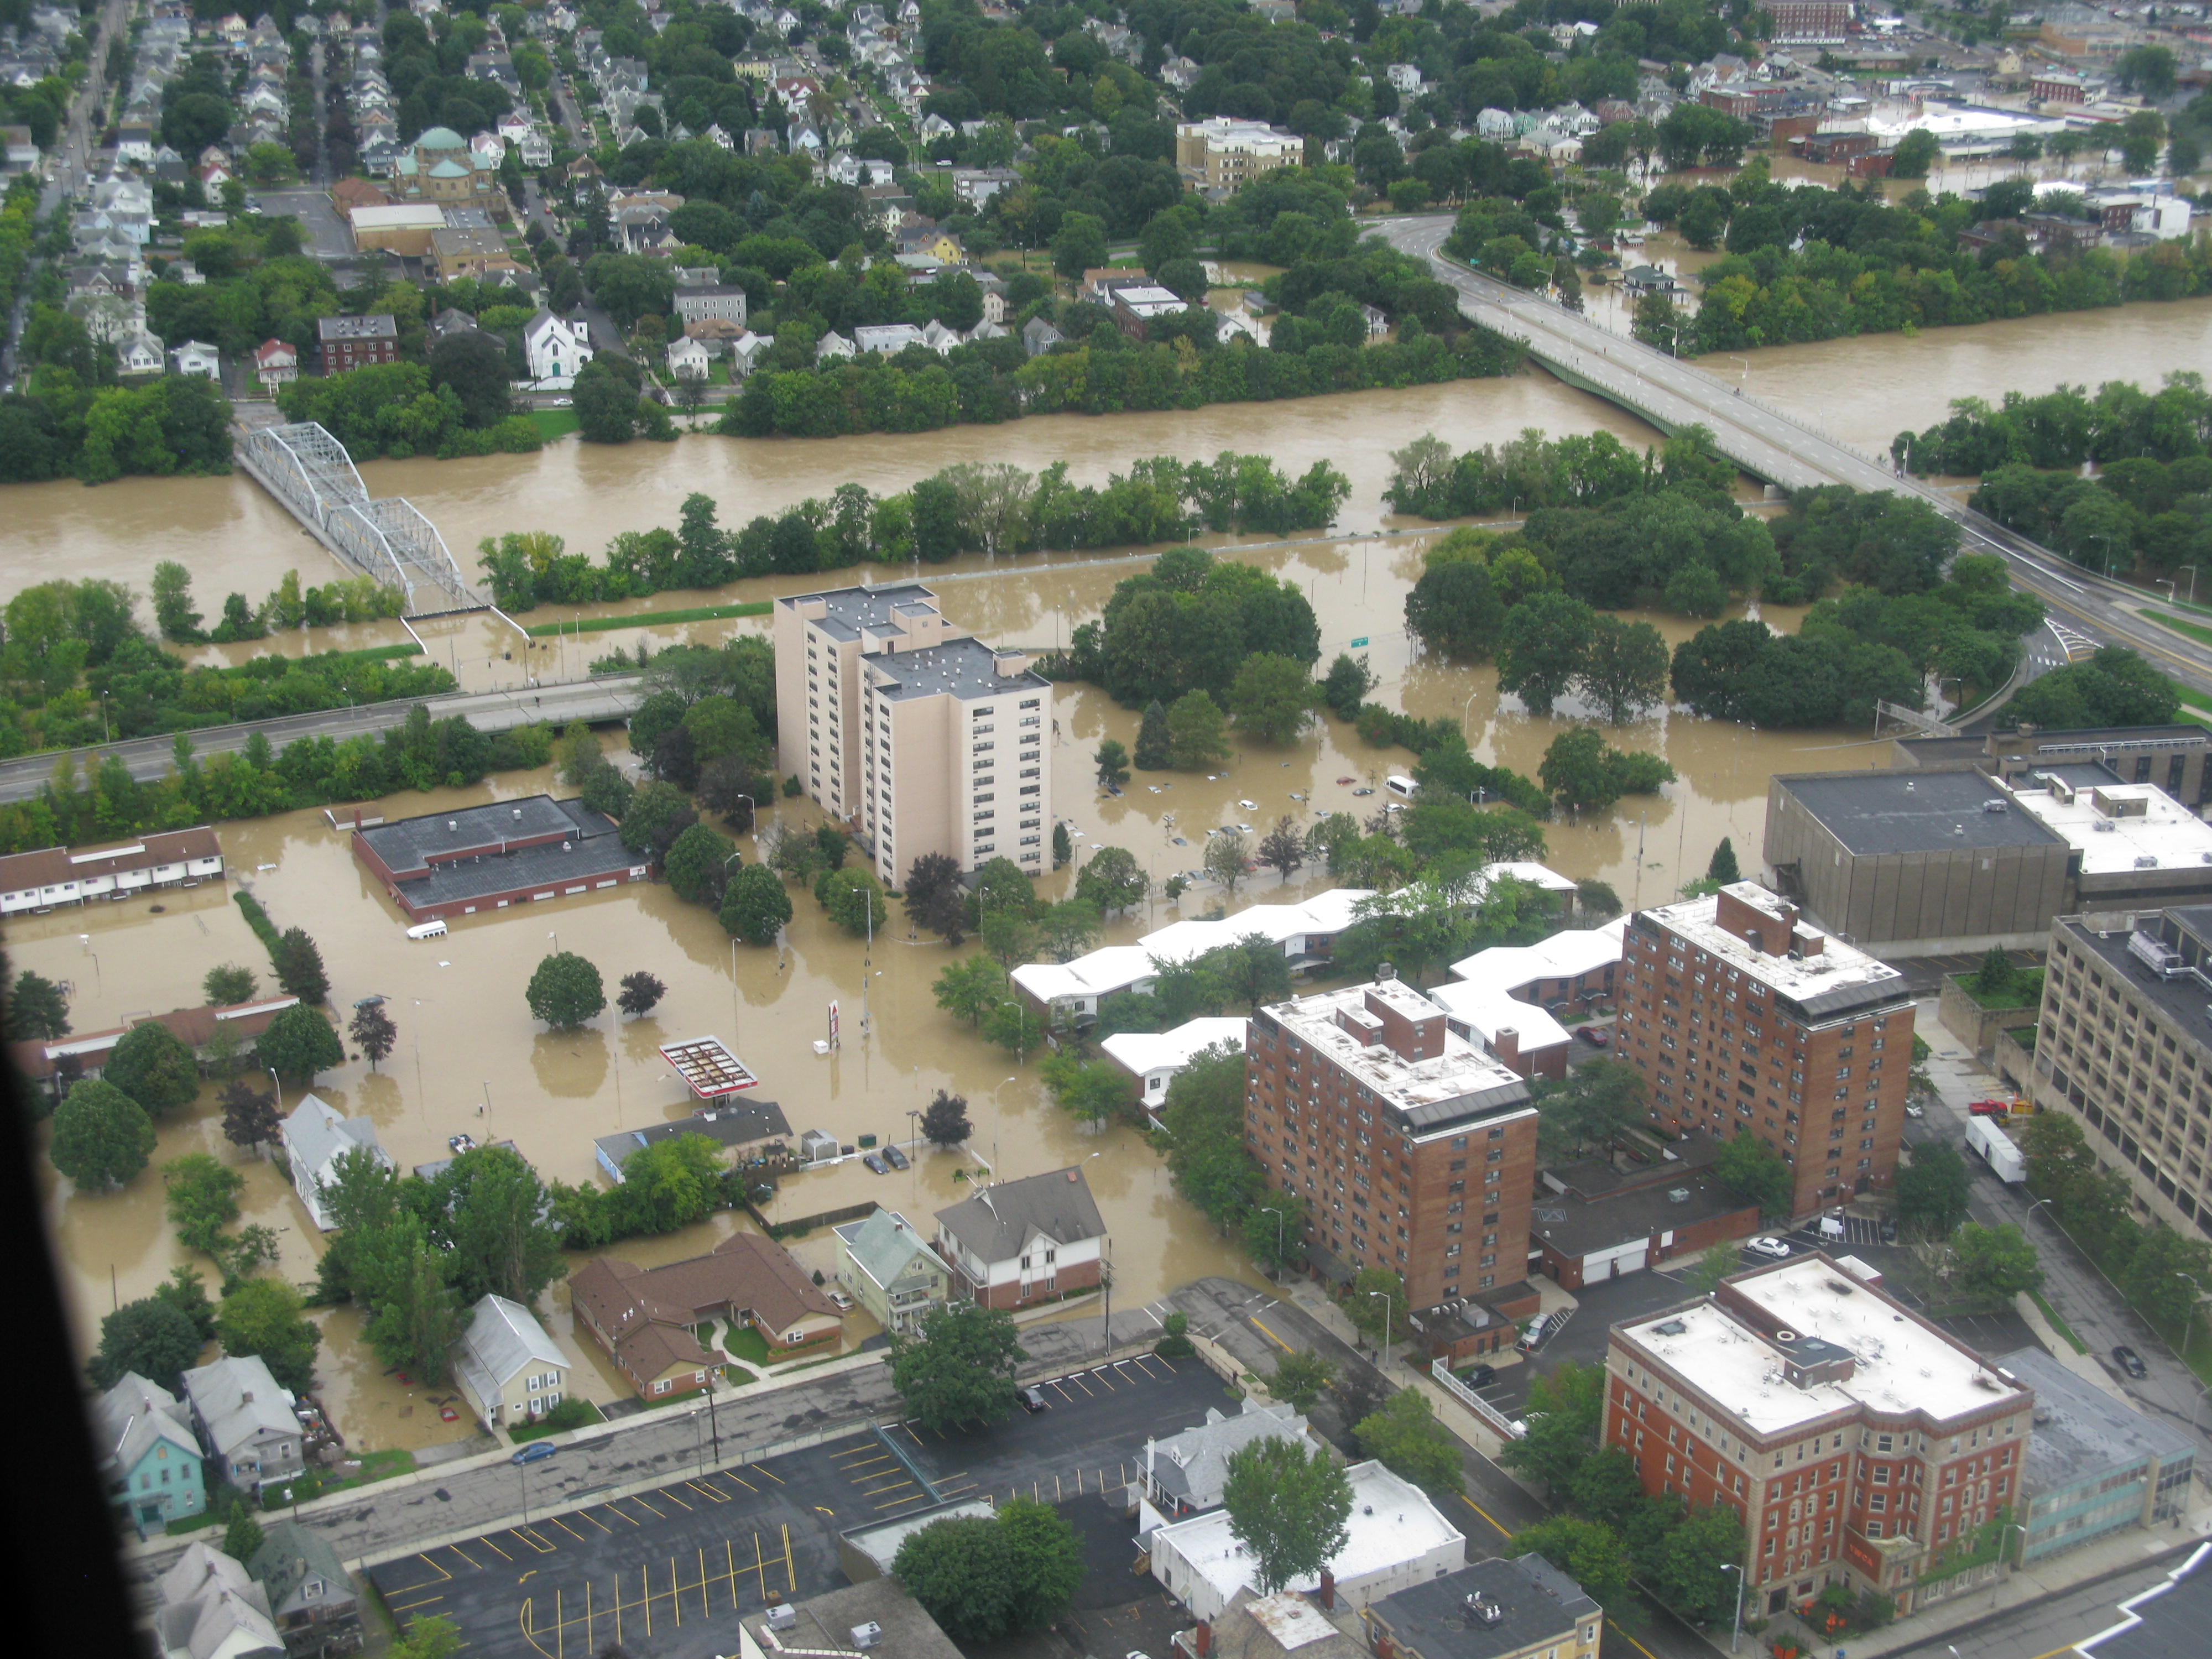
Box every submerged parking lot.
[368,1354,1232,1658]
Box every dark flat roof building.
[351,795,646,922]
[1894,722,2212,810]
[1364,1554,1601,1659]
[1766,768,2073,956]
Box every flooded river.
[13,298,2209,1454]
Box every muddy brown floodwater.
[12,300,2205,1454]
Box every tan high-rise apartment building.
[1615,883,1916,1221]
[1245,973,1539,1311]
[773,583,1053,885]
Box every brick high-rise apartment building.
[1603,1256,2035,1619]
[1616,884,1915,1221]
[773,583,1054,885]
[1246,973,1538,1310]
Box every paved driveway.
[251,187,354,260]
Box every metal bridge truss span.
[240,422,477,615]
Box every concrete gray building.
[1765,768,2073,955]
[2027,905,2212,1242]
[1999,1347,2195,1562]
[1893,722,2212,810]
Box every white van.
[405,919,448,940]
[1385,774,1418,798]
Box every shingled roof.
[934,1166,1103,1264]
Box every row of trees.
[477,450,1347,613]
[1970,457,2212,580]
[2022,1112,2212,1337]
[1893,376,2212,478]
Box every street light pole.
[1367,1290,1395,1372]
[1259,1206,1285,1273]
[1991,1523,2026,1607]
[1721,1563,1743,1653]
[2183,565,2200,606]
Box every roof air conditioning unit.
[851,1624,884,1650]
[1668,1187,1691,1203]
[2135,855,2159,869]
[1982,800,2008,814]
[765,1606,798,1632]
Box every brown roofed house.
[570,1231,841,1397]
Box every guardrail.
[1430,1357,1525,1439]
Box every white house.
[116,328,166,377]
[522,307,593,387]
[253,337,298,387]
[1101,1016,1249,1113]
[170,338,221,379]
[666,334,711,379]
[1385,63,1423,94]
[931,1165,1104,1311]
[1147,1460,1464,1620]
[283,1093,393,1231]
[154,1543,285,1659]
[450,1293,571,1433]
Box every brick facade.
[1246,977,1539,1309]
[1615,885,1914,1222]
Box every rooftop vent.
[1668,1187,1691,1204]
[2093,819,2118,832]
[513,807,522,820]
[1905,780,1915,791]
[1774,1329,1798,1345]
[1653,1319,1688,1336]
[2135,855,2160,869]
[1982,800,2008,814]
[1462,1593,1506,1629]
[448,820,458,831]
[1827,1280,1855,1296]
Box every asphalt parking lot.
[248,187,354,259]
[367,1354,1232,1658]
[898,1351,1235,1506]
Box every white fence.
[1430,1357,1525,1439]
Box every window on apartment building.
[1019,698,1040,709]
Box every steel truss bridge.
[237,422,480,617]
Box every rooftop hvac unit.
[1983,800,2009,813]
[765,1606,797,1632]
[2092,820,2118,832]
[851,1623,884,1650]
[1668,1187,1692,1203]
[2135,855,2161,869]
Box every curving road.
[1375,215,2212,703]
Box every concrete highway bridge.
[1377,215,2212,705]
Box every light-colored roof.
[95,1371,200,1475]
[936,1166,1103,1265]
[416,124,467,149]
[1421,980,1571,1055]
[247,1520,352,1619]
[1642,884,1903,1006]
[453,1293,566,1392]
[1151,1460,1462,1603]
[834,1208,940,1293]
[1146,1400,1312,1505]
[284,1093,383,1181]
[1262,980,1532,1135]
[1012,888,1374,1004]
[1447,916,1626,990]
[1102,1016,1248,1079]
[2007,776,2212,875]
[1616,1256,2032,1436]
[158,1541,262,1612]
[181,1355,296,1459]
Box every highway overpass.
[1376,215,2212,704]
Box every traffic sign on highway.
[1350,637,1368,647]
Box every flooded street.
[12,295,2205,1455]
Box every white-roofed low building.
[1012,888,1373,1018]
[450,1293,571,1433]
[1148,1459,1464,1620]
[1102,1015,1248,1114]
[1421,980,1572,1080]
[1444,915,1626,1012]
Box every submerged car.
[883,1145,910,1171]
[862,1152,889,1174]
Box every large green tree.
[5,968,71,1039]
[1074,846,1149,916]
[217,1277,321,1394]
[87,1295,205,1393]
[273,927,330,1002]
[1354,1386,1463,1496]
[105,1021,203,1114]
[1714,1133,1794,1220]
[721,863,794,944]
[433,1145,567,1308]
[1896,1141,1973,1237]
[1575,615,1671,723]
[257,1004,343,1081]
[50,1078,158,1190]
[1533,1061,1648,1161]
[890,1302,1027,1431]
[1498,1358,1605,1490]
[1498,591,1595,716]
[1226,653,1321,743]
[1000,1498,1087,1630]
[1223,1435,1353,1594]
[1165,690,1232,769]
[1952,1222,2043,1301]
[663,822,737,905]
[893,1516,1016,1643]
[904,852,969,943]
[163,1153,244,1254]
[525,952,606,1029]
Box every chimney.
[1318,1571,1336,1610]
[1195,1623,1212,1658]
[1375,961,1395,982]
[1493,1026,1521,1072]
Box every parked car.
[826,1289,854,1312]
[511,1442,558,1464]
[2112,1345,2148,1379]
[1238,799,1258,810]
[1579,1026,1611,1048]
[1968,1099,2013,1118]
[1353,786,1375,796]
[883,1145,910,1171]
[1516,1314,1552,1353]
[1461,1363,1498,1388]
[1879,1215,1900,1243]
[1905,1102,1926,1119]
[862,1152,889,1174]
[1018,1385,1049,1412]
[1745,1236,1793,1260]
